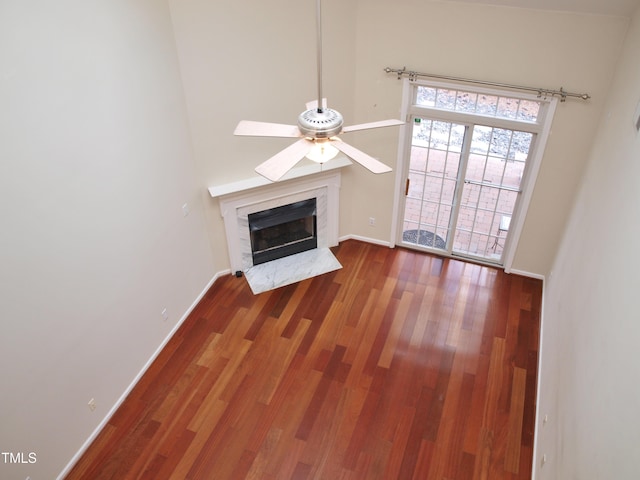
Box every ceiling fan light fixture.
[305,139,339,164]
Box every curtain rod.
[384,66,590,102]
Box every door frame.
[389,78,558,272]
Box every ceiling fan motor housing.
[297,108,344,138]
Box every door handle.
[405,178,410,196]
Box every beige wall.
[0,1,214,478]
[170,0,628,276]
[537,5,640,478]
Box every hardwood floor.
[66,240,541,479]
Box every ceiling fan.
[234,0,404,182]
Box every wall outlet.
[182,203,190,217]
[87,398,97,412]
[161,308,168,321]
[369,217,376,226]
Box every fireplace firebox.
[248,198,317,266]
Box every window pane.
[421,201,439,227]
[489,128,512,159]
[517,100,540,122]
[496,190,518,215]
[435,89,457,109]
[455,91,477,113]
[483,155,505,184]
[409,145,428,172]
[471,126,492,155]
[503,160,524,189]
[407,171,425,197]
[416,87,436,107]
[424,177,444,203]
[477,94,498,116]
[510,131,533,160]
[497,97,518,119]
[478,186,498,213]
[444,152,460,178]
[404,198,422,225]
[466,154,486,183]
[472,209,493,235]
[470,233,490,255]
[431,121,452,150]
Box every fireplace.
[211,168,346,293]
[211,168,345,275]
[248,198,318,265]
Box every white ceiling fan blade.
[255,138,314,182]
[234,120,301,138]
[342,119,404,133]
[305,98,327,110]
[331,140,392,174]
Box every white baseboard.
[508,268,546,281]
[531,284,547,479]
[340,237,546,284]
[338,234,391,247]
[57,269,231,480]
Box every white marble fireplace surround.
[210,163,349,293]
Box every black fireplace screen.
[248,198,317,265]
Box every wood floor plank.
[463,352,491,455]
[65,240,541,480]
[504,367,527,473]
[299,380,351,479]
[381,404,415,478]
[342,368,387,470]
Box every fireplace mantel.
[214,168,344,274]
[208,157,351,199]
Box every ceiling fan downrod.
[315,0,323,113]
[297,0,344,138]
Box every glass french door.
[401,117,532,264]
[402,119,464,253]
